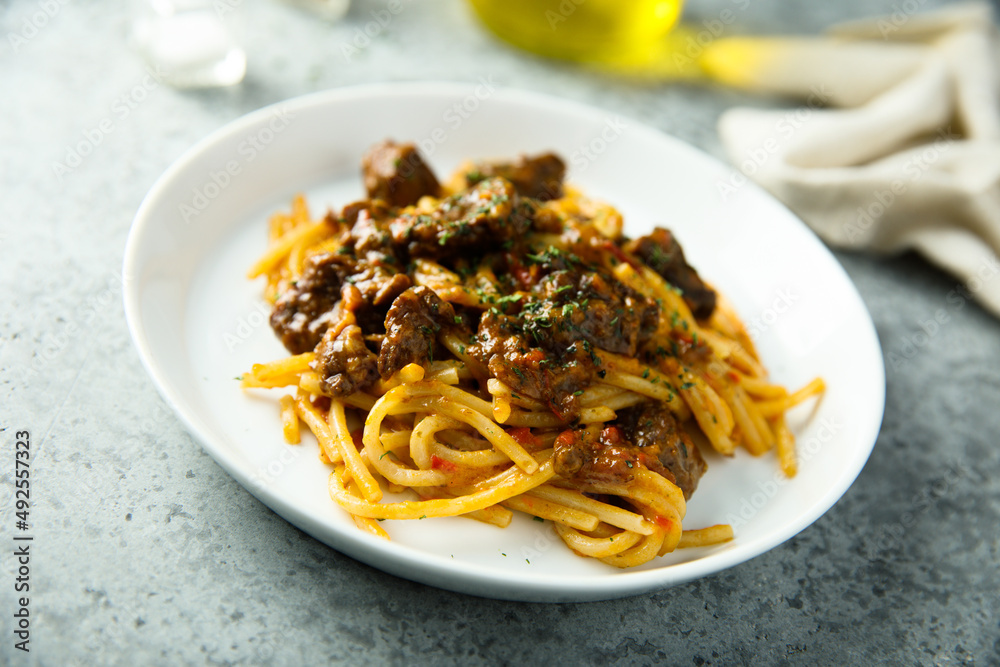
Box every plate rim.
[123,81,886,602]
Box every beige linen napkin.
[705,2,1000,316]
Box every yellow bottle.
[468,0,685,70]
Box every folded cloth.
[704,2,1000,317]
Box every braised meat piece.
[312,324,379,396]
[553,424,675,489]
[473,310,595,421]
[522,268,658,358]
[464,248,658,420]
[618,402,706,499]
[378,286,456,377]
[466,153,566,201]
[552,409,704,499]
[270,247,412,353]
[627,228,717,320]
[269,252,355,354]
[347,266,412,313]
[390,177,531,259]
[343,199,398,262]
[362,140,441,207]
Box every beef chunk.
[627,228,717,320]
[390,177,530,259]
[553,425,656,488]
[522,269,658,358]
[270,252,355,354]
[465,252,659,420]
[466,152,566,201]
[362,140,441,207]
[312,324,379,396]
[270,249,412,352]
[343,199,398,262]
[348,266,412,312]
[552,409,705,499]
[378,286,456,377]
[473,310,594,421]
[340,262,412,335]
[617,401,706,499]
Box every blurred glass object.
[281,0,351,21]
[133,0,247,89]
[468,0,689,74]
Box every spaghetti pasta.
[241,142,824,568]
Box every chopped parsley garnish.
[496,294,522,307]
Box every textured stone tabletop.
[2,0,999,664]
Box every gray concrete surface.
[2,0,999,664]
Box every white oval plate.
[124,82,884,602]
